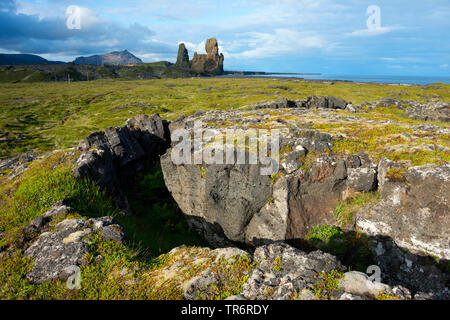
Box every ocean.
[259,74,450,85]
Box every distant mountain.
[73,50,143,66]
[0,53,64,66]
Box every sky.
[0,0,449,75]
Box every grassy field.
[0,77,449,299]
[1,78,449,160]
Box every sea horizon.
[257,73,450,85]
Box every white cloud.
[388,65,404,69]
[227,29,324,59]
[347,26,399,37]
[380,57,422,63]
[138,52,174,62]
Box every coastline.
[215,73,450,86]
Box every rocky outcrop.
[160,112,377,247]
[0,151,37,179]
[23,202,126,284]
[190,38,224,75]
[242,95,350,110]
[176,43,190,68]
[241,96,448,122]
[363,235,449,299]
[356,159,450,260]
[161,153,273,246]
[298,96,348,110]
[248,97,297,110]
[376,98,449,122]
[242,243,345,300]
[73,114,170,214]
[409,100,449,122]
[163,243,443,300]
[240,243,416,300]
[0,151,36,172]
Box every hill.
[0,53,64,66]
[73,50,143,66]
[0,62,204,83]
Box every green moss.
[266,197,275,204]
[306,225,344,244]
[0,151,116,247]
[376,291,402,300]
[270,171,284,184]
[334,191,381,226]
[200,166,207,178]
[194,256,256,300]
[272,257,282,272]
[311,270,343,300]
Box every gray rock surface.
[0,151,38,179]
[24,214,126,284]
[363,236,449,299]
[43,200,73,218]
[249,97,296,110]
[303,95,348,109]
[377,98,449,122]
[356,161,450,259]
[182,247,250,300]
[161,152,273,246]
[0,151,37,172]
[243,95,348,111]
[338,271,391,298]
[161,112,381,247]
[242,243,346,300]
[74,114,169,214]
[346,167,377,192]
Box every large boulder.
[160,114,374,247]
[74,114,170,214]
[191,38,224,75]
[161,153,273,246]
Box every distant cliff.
[73,50,143,66]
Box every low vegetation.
[1,78,449,161]
[305,225,375,272]
[0,149,206,299]
[334,191,381,226]
[311,270,344,300]
[1,77,449,300]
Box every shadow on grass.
[116,161,206,261]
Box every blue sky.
[1,0,449,75]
